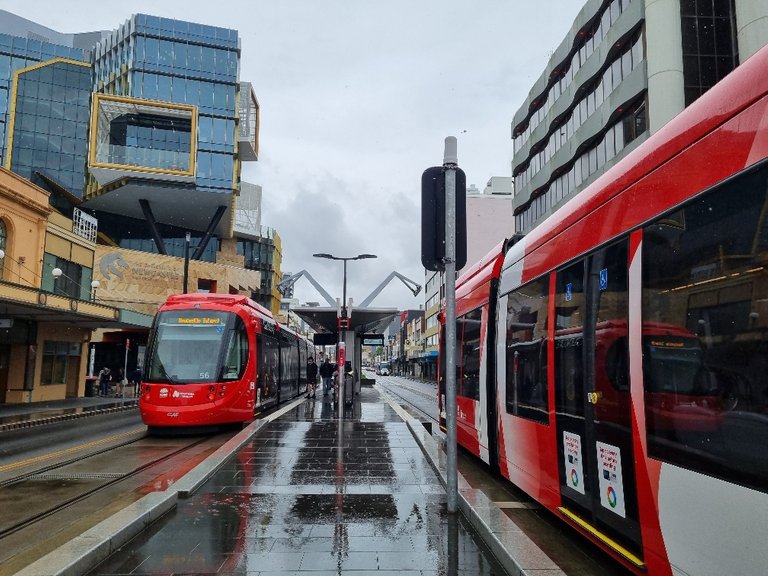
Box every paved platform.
[17,386,568,576]
[0,396,138,432]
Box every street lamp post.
[313,252,377,403]
[51,267,63,295]
[312,253,377,325]
[90,280,100,301]
[183,231,191,294]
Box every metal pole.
[444,136,459,514]
[342,259,348,319]
[339,260,347,408]
[183,231,190,294]
[123,339,129,399]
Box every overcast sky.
[6,0,582,310]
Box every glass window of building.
[681,0,737,105]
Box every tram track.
[0,424,238,575]
[0,427,147,487]
[375,376,440,429]
[0,433,212,540]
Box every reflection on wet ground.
[90,388,507,575]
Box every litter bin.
[344,372,355,406]
[84,376,97,397]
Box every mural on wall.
[99,253,129,280]
[94,247,261,316]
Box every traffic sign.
[421,166,466,271]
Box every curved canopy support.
[276,270,336,307]
[359,271,421,308]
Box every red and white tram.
[439,45,768,575]
[139,293,314,429]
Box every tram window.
[221,316,248,380]
[642,163,768,492]
[505,277,549,424]
[555,260,585,418]
[259,333,280,399]
[457,308,482,400]
[279,332,298,386]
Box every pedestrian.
[98,367,111,397]
[319,358,335,396]
[115,368,125,397]
[306,357,318,398]
[130,365,142,397]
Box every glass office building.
[0,35,90,201]
[0,12,260,263]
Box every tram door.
[554,239,643,564]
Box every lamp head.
[356,253,377,260]
[0,249,5,259]
[52,267,63,278]
[91,280,100,289]
[312,253,335,259]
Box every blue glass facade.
[0,33,86,169]
[0,13,252,265]
[8,60,91,195]
[92,14,240,193]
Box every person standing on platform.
[115,368,125,397]
[130,365,142,398]
[319,358,335,396]
[98,367,111,397]
[306,357,318,398]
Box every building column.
[645,0,686,134]
[735,0,768,62]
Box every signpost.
[421,136,466,514]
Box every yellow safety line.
[558,507,646,568]
[0,427,146,473]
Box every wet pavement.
[17,385,571,576]
[86,387,507,575]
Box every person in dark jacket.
[306,357,318,398]
[319,359,336,396]
[98,367,111,397]
[130,366,142,398]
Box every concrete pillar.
[645,0,686,134]
[735,0,768,63]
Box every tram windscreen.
[146,310,234,384]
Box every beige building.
[0,168,144,403]
[93,243,262,317]
[0,167,263,404]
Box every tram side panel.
[491,102,768,576]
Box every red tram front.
[139,293,309,429]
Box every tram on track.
[139,293,314,429]
[438,45,768,576]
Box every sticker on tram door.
[563,431,585,495]
[597,441,626,518]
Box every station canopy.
[291,306,399,338]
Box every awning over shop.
[0,281,154,329]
